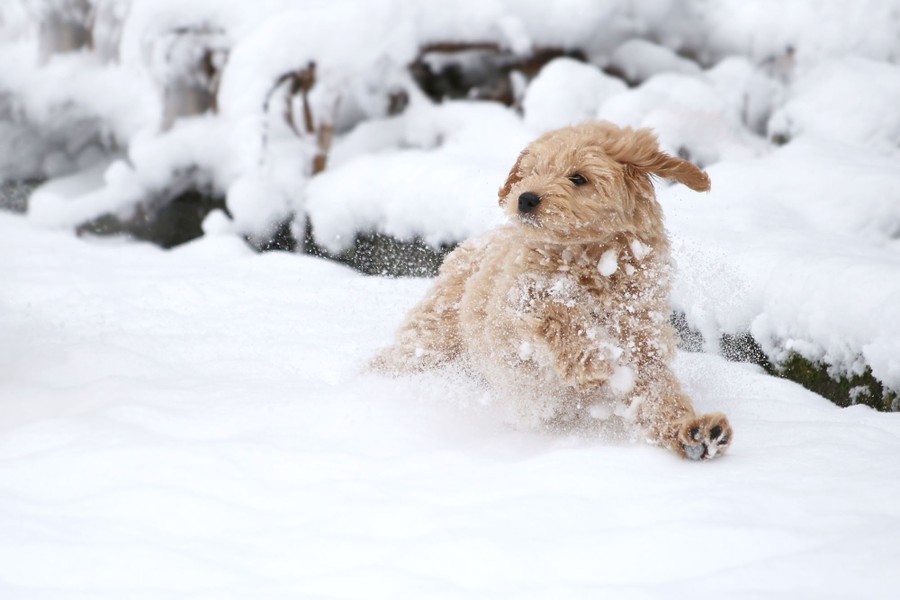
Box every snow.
[597,248,619,276]
[608,365,635,395]
[2,212,900,598]
[597,72,766,166]
[5,0,899,242]
[699,0,900,69]
[608,39,701,84]
[660,138,900,390]
[307,101,530,252]
[522,58,627,133]
[768,57,900,154]
[704,56,783,135]
[4,2,900,593]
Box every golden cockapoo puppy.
[373,121,732,460]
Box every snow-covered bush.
[522,58,626,133]
[768,57,900,154]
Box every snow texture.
[3,3,900,593]
[306,101,530,252]
[608,38,701,84]
[768,57,900,155]
[2,212,900,598]
[660,138,900,391]
[522,58,627,133]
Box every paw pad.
[679,413,732,461]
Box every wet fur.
[372,121,731,460]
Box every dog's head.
[498,121,709,244]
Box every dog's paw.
[555,351,613,388]
[676,412,732,461]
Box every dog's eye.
[568,174,587,186]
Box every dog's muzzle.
[518,192,541,213]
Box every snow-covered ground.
[2,212,900,599]
[3,1,900,595]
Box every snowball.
[609,366,635,395]
[629,239,651,261]
[597,248,619,276]
[518,341,534,360]
[589,403,614,420]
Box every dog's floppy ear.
[498,150,528,206]
[602,127,710,192]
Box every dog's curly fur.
[372,121,732,460]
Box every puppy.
[373,121,731,460]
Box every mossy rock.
[78,188,227,249]
[774,354,897,412]
[671,313,897,412]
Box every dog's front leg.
[534,302,620,387]
[370,243,479,375]
[370,277,464,374]
[628,363,732,460]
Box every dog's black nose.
[518,192,541,213]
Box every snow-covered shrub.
[606,39,701,85]
[306,100,530,256]
[0,0,154,181]
[705,56,783,135]
[522,58,626,133]
[597,72,767,166]
[660,138,900,408]
[696,0,900,73]
[768,57,900,154]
